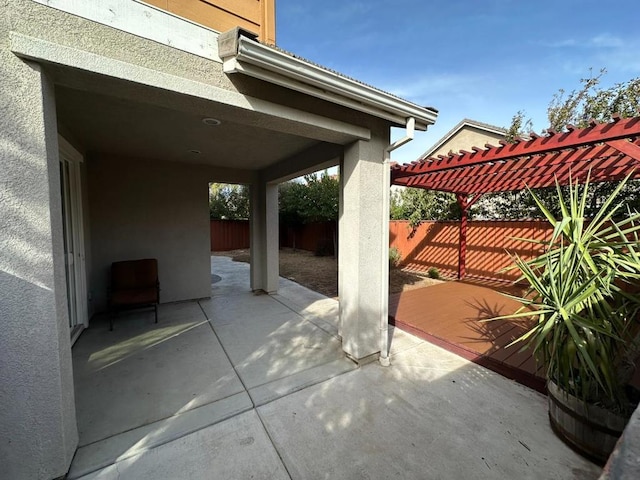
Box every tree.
[279,171,339,224]
[477,71,640,219]
[390,187,460,227]
[279,171,340,255]
[209,183,249,220]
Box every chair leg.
[154,304,158,324]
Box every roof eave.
[219,32,438,130]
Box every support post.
[249,178,279,293]
[339,134,388,362]
[455,193,483,280]
[457,194,468,280]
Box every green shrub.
[389,247,401,269]
[427,267,440,279]
[314,239,333,257]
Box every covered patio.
[69,256,599,479]
[69,255,355,478]
[3,3,438,476]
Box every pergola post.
[456,194,468,280]
[456,193,483,280]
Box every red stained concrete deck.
[389,280,547,393]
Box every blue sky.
[276,0,640,164]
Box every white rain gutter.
[378,117,416,367]
[218,30,438,130]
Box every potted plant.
[490,173,640,463]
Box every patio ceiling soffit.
[10,32,370,144]
[391,116,640,195]
[218,28,438,130]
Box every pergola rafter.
[391,115,640,279]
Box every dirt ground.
[214,248,442,298]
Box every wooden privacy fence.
[210,220,337,254]
[210,219,250,251]
[389,220,554,282]
[212,219,554,282]
[280,221,337,255]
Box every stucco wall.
[87,155,213,312]
[0,20,78,480]
[339,124,391,361]
[430,125,505,158]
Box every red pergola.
[391,115,640,279]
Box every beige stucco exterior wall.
[0,9,78,479]
[87,155,213,312]
[429,125,505,158]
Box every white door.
[59,136,88,344]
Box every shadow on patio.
[389,280,546,393]
[69,256,600,479]
[69,255,355,478]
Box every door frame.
[59,135,89,344]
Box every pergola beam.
[392,116,640,180]
[390,115,640,283]
[392,135,640,195]
[394,158,638,194]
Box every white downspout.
[379,117,415,367]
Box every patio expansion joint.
[196,301,296,480]
[67,391,254,479]
[196,299,355,405]
[198,301,256,406]
[75,390,249,450]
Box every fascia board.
[226,37,438,130]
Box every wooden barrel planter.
[548,381,628,464]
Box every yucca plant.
[492,172,640,414]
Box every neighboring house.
[419,119,518,220]
[0,1,437,478]
[390,118,506,197]
[419,118,506,160]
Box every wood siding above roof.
[143,0,275,44]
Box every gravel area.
[214,248,443,298]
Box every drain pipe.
[379,117,415,367]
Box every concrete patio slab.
[386,324,427,357]
[71,255,600,479]
[208,254,253,298]
[74,410,290,480]
[201,256,357,404]
[258,340,601,480]
[200,290,293,328]
[73,302,244,446]
[70,255,355,477]
[211,308,350,388]
[275,287,340,338]
[68,391,253,479]
[248,357,356,407]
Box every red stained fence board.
[389,220,554,282]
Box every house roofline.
[219,29,438,130]
[419,118,506,160]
